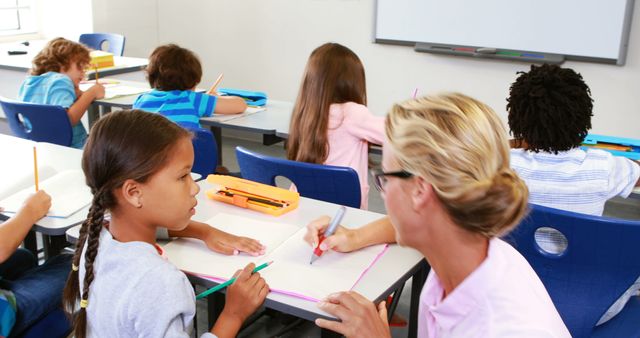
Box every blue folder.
[218,88,267,107]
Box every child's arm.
[303,216,396,253]
[211,262,269,338]
[67,84,105,125]
[212,95,248,115]
[168,220,265,256]
[0,190,51,262]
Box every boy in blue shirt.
[133,44,246,128]
[18,38,105,149]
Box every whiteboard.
[375,0,635,64]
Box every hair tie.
[80,299,89,308]
[72,264,79,271]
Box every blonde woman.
[306,93,570,337]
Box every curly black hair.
[506,64,593,153]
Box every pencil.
[195,261,272,300]
[412,88,418,98]
[94,64,99,84]
[33,146,39,191]
[208,73,224,94]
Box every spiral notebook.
[162,213,388,301]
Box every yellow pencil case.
[205,175,299,216]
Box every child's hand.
[18,190,51,224]
[304,216,357,253]
[225,263,269,321]
[88,83,106,99]
[205,227,266,256]
[74,85,83,98]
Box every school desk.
[66,179,428,337]
[88,81,296,163]
[0,40,147,120]
[0,133,90,257]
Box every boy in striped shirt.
[507,63,640,325]
[133,44,246,129]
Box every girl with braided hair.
[62,110,269,338]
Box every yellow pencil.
[33,146,39,191]
[208,73,223,94]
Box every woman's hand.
[303,216,359,253]
[316,291,391,338]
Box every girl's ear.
[120,179,143,208]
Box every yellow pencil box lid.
[205,175,299,216]
[89,50,114,69]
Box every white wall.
[93,0,640,138]
[38,0,93,40]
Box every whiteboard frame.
[373,0,636,65]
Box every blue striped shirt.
[511,148,640,216]
[17,72,87,149]
[133,90,216,129]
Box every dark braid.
[506,64,593,153]
[61,109,190,337]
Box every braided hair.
[62,110,190,338]
[506,64,593,153]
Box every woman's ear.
[411,176,434,211]
[119,179,143,208]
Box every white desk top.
[0,40,147,77]
[67,179,422,320]
[0,134,89,234]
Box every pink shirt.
[326,102,385,209]
[418,238,570,338]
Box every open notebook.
[79,81,149,99]
[163,213,388,302]
[0,169,92,218]
[204,106,266,123]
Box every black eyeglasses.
[371,169,414,192]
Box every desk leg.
[43,235,69,259]
[209,126,223,166]
[88,104,100,128]
[207,292,225,329]
[409,260,429,338]
[23,230,38,258]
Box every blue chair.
[235,146,361,208]
[0,97,72,146]
[503,204,640,337]
[79,33,126,56]
[18,308,70,338]
[188,127,218,178]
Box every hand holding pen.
[309,206,347,264]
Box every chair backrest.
[0,97,73,146]
[79,33,126,56]
[187,127,218,177]
[235,146,361,208]
[503,204,640,337]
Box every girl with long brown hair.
[287,43,384,209]
[62,110,268,338]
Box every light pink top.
[418,238,570,338]
[326,102,385,209]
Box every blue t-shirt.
[17,72,87,149]
[133,90,216,129]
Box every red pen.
[310,206,347,264]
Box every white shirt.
[79,228,216,338]
[510,148,640,216]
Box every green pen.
[195,261,272,300]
